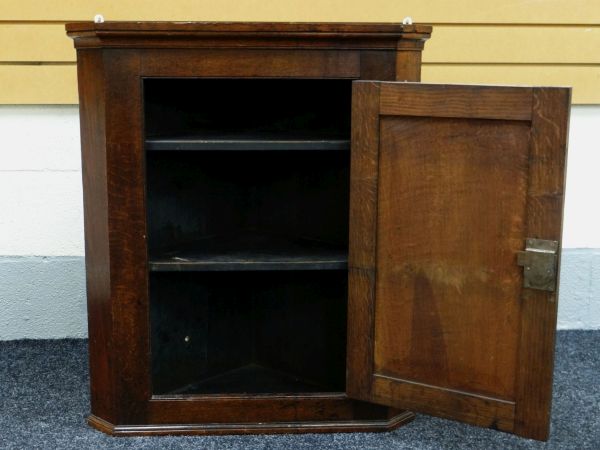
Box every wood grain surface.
[347,81,570,440]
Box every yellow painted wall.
[1,1,598,104]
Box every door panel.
[375,115,529,401]
[347,82,570,440]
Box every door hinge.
[517,238,559,292]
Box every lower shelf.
[167,364,327,395]
[149,232,347,272]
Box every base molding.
[88,410,415,436]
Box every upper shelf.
[146,132,350,151]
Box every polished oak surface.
[69,21,428,436]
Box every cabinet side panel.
[395,40,426,81]
[514,87,571,440]
[347,81,381,399]
[103,50,150,424]
[77,49,115,423]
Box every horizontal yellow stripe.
[0,65,77,104]
[0,63,596,104]
[0,24,73,62]
[425,26,600,63]
[3,23,600,65]
[422,64,599,104]
[1,0,600,24]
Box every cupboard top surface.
[65,21,431,49]
[65,21,431,34]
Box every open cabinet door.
[346,82,570,440]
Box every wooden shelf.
[149,232,348,272]
[145,132,350,151]
[166,364,329,395]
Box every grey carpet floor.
[0,331,598,450]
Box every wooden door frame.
[346,81,570,440]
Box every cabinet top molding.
[65,21,432,50]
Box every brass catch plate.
[517,238,559,292]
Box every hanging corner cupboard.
[66,21,570,441]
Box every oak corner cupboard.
[66,21,570,441]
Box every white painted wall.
[0,106,83,256]
[0,105,598,338]
[562,106,600,249]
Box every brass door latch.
[517,238,559,292]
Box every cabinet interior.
[144,78,352,395]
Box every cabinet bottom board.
[88,410,414,436]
